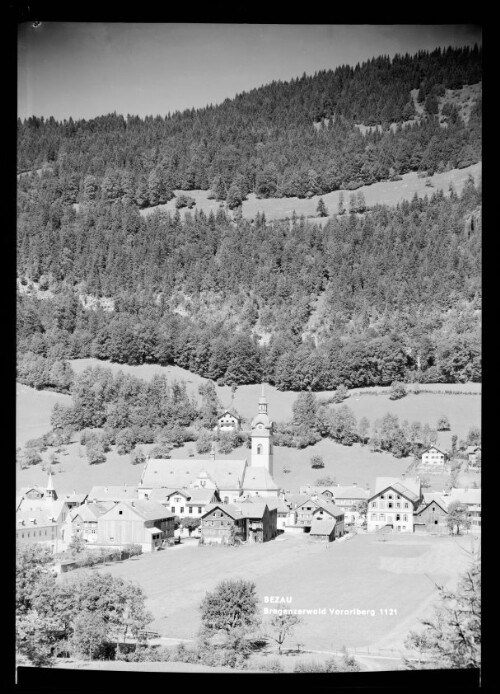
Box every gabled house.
[309,517,338,542]
[420,446,448,467]
[97,500,175,552]
[413,492,449,533]
[367,476,422,533]
[61,492,88,509]
[64,501,114,544]
[214,410,241,432]
[295,496,345,535]
[200,502,277,544]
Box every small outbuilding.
[309,517,337,542]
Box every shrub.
[116,428,136,455]
[310,454,324,469]
[196,430,214,454]
[389,381,408,400]
[436,415,451,431]
[130,446,147,466]
[333,384,349,403]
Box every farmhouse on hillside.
[214,410,241,432]
[420,446,448,468]
[367,476,422,533]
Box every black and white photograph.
[16,20,481,683]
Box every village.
[16,388,481,567]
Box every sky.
[18,23,482,121]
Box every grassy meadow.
[81,531,475,660]
[138,163,481,224]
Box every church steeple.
[258,383,268,415]
[250,385,274,477]
[45,468,57,501]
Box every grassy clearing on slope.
[138,163,481,223]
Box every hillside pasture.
[138,163,481,223]
[16,384,72,448]
[68,358,480,444]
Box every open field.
[78,531,475,660]
[16,384,72,448]
[138,163,481,223]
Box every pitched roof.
[148,488,182,503]
[421,446,447,456]
[185,489,218,505]
[203,502,245,520]
[87,486,138,501]
[415,493,450,514]
[62,493,88,504]
[70,502,111,522]
[140,458,247,490]
[312,497,345,517]
[17,497,68,519]
[118,500,175,521]
[237,502,270,519]
[242,467,279,491]
[310,517,336,535]
[332,485,370,500]
[373,477,421,499]
[283,493,309,508]
[217,410,241,421]
[465,445,481,454]
[17,506,61,528]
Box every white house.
[214,410,241,432]
[447,487,481,531]
[420,446,448,467]
[367,476,422,533]
[16,472,71,552]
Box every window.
[396,514,401,521]
[189,507,193,514]
[171,507,175,513]
[180,507,184,514]
[176,497,180,503]
[432,507,436,512]
[434,520,438,525]
[380,495,384,499]
[388,503,393,509]
[198,507,202,514]
[257,444,263,455]
[224,496,229,504]
[396,502,401,508]
[388,495,393,500]
[119,510,123,515]
[403,515,408,522]
[371,502,377,508]
[371,514,377,521]
[404,502,409,509]
[380,514,385,521]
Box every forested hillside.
[17,45,481,391]
[17,177,481,390]
[17,46,481,205]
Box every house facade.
[200,502,277,544]
[214,410,241,432]
[367,476,422,533]
[97,500,175,552]
[420,446,448,467]
[414,494,449,533]
[448,488,481,531]
[64,501,115,545]
[466,446,481,467]
[295,496,345,535]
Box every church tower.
[250,384,274,477]
[45,469,57,501]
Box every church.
[139,387,280,501]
